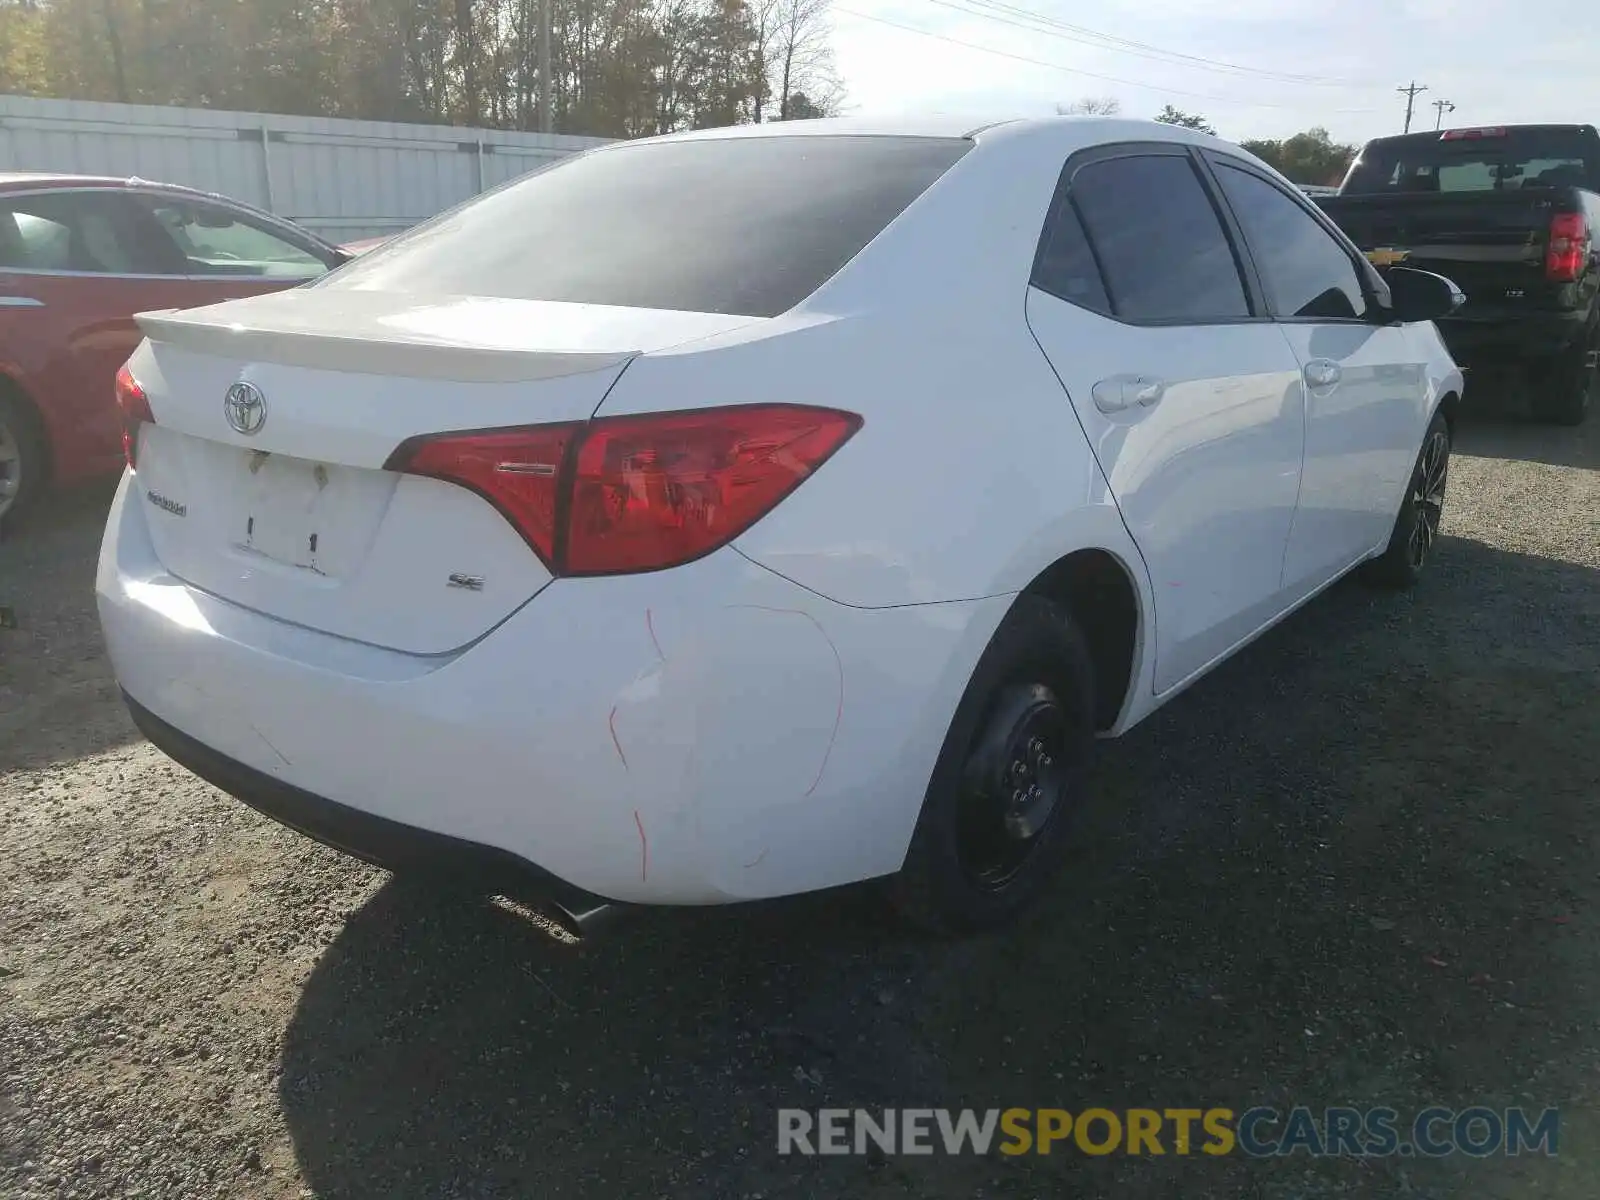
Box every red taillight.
[1547,211,1590,282]
[392,424,575,566]
[114,365,153,469]
[565,405,862,575]
[1440,127,1506,140]
[387,404,862,576]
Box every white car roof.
[602,114,1240,161]
[613,114,1020,145]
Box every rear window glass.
[1343,131,1598,194]
[1068,154,1250,322]
[319,135,971,317]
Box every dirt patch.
[2,418,1598,1199]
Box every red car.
[0,173,353,523]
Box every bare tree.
[99,0,130,102]
[749,0,779,122]
[1057,96,1119,116]
[765,0,840,120]
[3,0,845,137]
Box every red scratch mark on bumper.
[807,630,845,797]
[646,608,665,662]
[724,604,843,798]
[633,809,649,881]
[608,705,628,770]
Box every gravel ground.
[2,406,1598,1199]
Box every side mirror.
[1383,266,1465,323]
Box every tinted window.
[1215,163,1369,320]
[1032,198,1110,313]
[137,198,329,280]
[321,135,971,317]
[0,192,147,273]
[1068,154,1249,321]
[1343,129,1598,195]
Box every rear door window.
[320,135,971,317]
[1061,153,1251,322]
[1032,198,1111,314]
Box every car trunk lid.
[128,288,758,655]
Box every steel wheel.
[955,682,1072,890]
[1407,426,1449,570]
[890,595,1096,933]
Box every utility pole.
[1432,98,1456,130]
[1397,81,1428,134]
[537,0,553,134]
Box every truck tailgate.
[1318,191,1560,310]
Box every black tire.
[1361,408,1450,591]
[888,595,1096,935]
[0,391,47,530]
[1531,326,1595,426]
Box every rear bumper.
[124,692,614,929]
[97,472,1010,905]
[1439,308,1589,366]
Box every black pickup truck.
[1318,124,1600,424]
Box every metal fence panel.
[0,94,613,241]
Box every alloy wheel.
[1407,428,1449,570]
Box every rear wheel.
[1361,409,1450,591]
[1531,326,1596,426]
[888,595,1095,934]
[0,393,46,529]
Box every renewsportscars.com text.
[777,1106,1559,1158]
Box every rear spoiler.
[135,308,638,385]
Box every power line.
[1397,81,1428,133]
[833,7,1381,112]
[939,0,1369,87]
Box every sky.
[829,0,1595,146]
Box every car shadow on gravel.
[1453,380,1599,470]
[1454,416,1599,471]
[0,478,140,773]
[279,535,1600,1200]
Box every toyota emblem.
[224,382,267,436]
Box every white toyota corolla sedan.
[98,116,1464,934]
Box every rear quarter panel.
[596,122,1164,729]
[0,270,308,487]
[0,271,140,484]
[598,122,1155,614]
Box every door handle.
[0,296,44,308]
[1131,377,1166,406]
[1093,374,1166,414]
[1304,359,1341,388]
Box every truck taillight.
[387,404,862,576]
[1440,127,1506,140]
[114,365,153,469]
[1547,211,1590,282]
